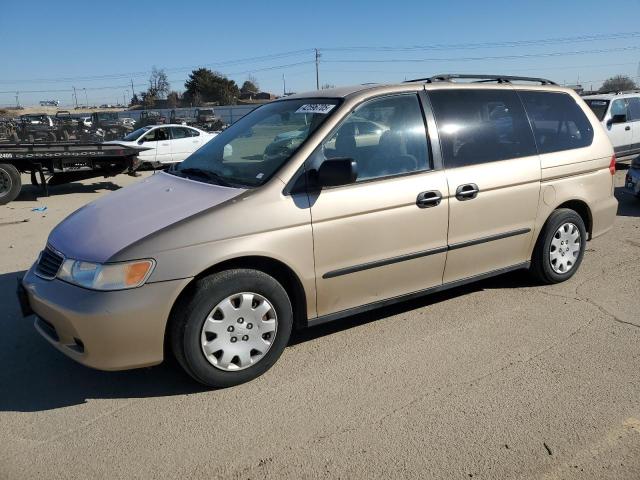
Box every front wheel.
[530,208,587,284]
[170,269,293,388]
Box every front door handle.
[455,183,479,201]
[416,190,442,208]
[625,125,631,131]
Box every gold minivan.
[18,75,618,387]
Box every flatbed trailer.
[0,142,147,205]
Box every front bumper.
[20,266,191,371]
[626,167,640,196]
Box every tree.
[600,75,636,93]
[148,66,170,99]
[184,68,240,105]
[129,93,140,107]
[240,75,259,96]
[167,91,181,108]
[240,80,259,96]
[141,90,156,109]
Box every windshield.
[584,99,610,121]
[123,126,151,141]
[173,98,341,187]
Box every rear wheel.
[170,269,293,388]
[530,208,586,284]
[0,163,22,205]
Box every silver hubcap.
[200,292,277,371]
[549,222,581,274]
[0,169,11,196]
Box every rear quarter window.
[519,91,594,154]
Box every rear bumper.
[21,266,191,371]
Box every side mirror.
[137,138,145,144]
[608,113,627,126]
[316,158,358,188]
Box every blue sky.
[2,0,640,106]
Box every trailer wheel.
[0,163,21,205]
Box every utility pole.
[73,86,78,108]
[282,74,286,96]
[315,48,320,90]
[15,91,19,108]
[83,88,88,108]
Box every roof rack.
[404,74,556,85]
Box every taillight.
[609,154,616,175]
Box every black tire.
[530,208,587,284]
[0,163,22,205]
[170,269,293,388]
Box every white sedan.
[109,124,217,165]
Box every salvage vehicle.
[106,124,216,165]
[53,111,79,141]
[0,118,19,143]
[626,155,640,198]
[90,111,134,140]
[169,109,196,126]
[0,142,145,205]
[583,91,640,159]
[137,110,167,128]
[16,114,58,142]
[19,75,617,388]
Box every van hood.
[48,172,245,263]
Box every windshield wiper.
[174,167,235,187]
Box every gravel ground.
[0,168,639,479]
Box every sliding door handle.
[416,190,442,208]
[455,183,479,201]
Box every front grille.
[35,246,64,280]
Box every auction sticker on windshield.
[295,104,336,115]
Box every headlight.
[57,259,155,291]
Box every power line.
[321,31,640,52]
[323,45,640,63]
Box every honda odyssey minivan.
[18,74,618,387]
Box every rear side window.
[429,89,537,168]
[520,91,594,154]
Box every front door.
[309,93,449,317]
[606,98,634,157]
[428,88,541,283]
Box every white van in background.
[583,91,640,159]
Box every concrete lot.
[1,168,639,479]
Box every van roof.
[281,75,572,101]
[582,91,640,101]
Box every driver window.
[611,99,628,120]
[318,94,430,182]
